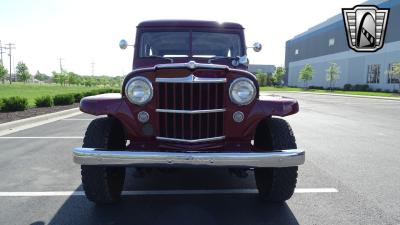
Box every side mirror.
[119,39,128,50]
[253,42,262,52]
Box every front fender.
[79,93,141,138]
[229,95,299,140]
[79,93,123,116]
[250,95,299,117]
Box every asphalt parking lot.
[0,92,399,225]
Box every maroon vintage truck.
[73,20,305,204]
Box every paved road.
[0,92,399,225]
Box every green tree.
[83,76,95,87]
[34,70,49,82]
[52,71,60,84]
[255,69,267,87]
[0,63,8,84]
[67,72,80,86]
[272,66,286,86]
[298,64,313,88]
[326,63,341,91]
[99,76,108,86]
[112,76,123,87]
[52,71,67,86]
[16,62,31,83]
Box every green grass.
[260,86,400,98]
[0,83,113,107]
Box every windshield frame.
[134,28,246,60]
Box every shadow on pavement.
[47,168,299,225]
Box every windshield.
[139,31,243,58]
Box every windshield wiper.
[145,55,174,63]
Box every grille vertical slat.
[172,84,177,138]
[158,80,224,142]
[206,83,211,138]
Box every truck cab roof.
[137,20,244,29]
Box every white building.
[285,0,400,91]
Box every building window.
[295,49,299,55]
[329,38,335,47]
[367,64,380,83]
[387,63,400,83]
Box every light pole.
[91,61,95,76]
[5,43,16,84]
[58,58,64,73]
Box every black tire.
[254,117,299,203]
[81,117,126,204]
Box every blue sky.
[0,0,360,76]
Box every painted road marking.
[0,188,338,197]
[0,136,83,139]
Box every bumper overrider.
[73,148,305,168]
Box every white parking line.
[0,188,338,197]
[0,137,83,139]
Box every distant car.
[73,20,305,204]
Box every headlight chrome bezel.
[229,77,257,106]
[125,76,153,106]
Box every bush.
[83,90,99,97]
[375,88,382,92]
[53,94,74,106]
[97,88,113,94]
[309,86,324,90]
[353,84,362,91]
[343,84,352,91]
[353,84,369,91]
[73,93,84,103]
[35,96,53,107]
[1,96,29,112]
[361,84,369,91]
[97,88,120,94]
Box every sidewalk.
[0,108,82,136]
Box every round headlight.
[125,76,153,105]
[229,77,256,105]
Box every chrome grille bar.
[156,136,225,143]
[156,109,226,114]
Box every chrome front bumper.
[73,148,305,168]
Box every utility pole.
[58,57,64,73]
[91,61,95,76]
[5,43,16,84]
[0,41,6,65]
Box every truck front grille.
[156,79,225,143]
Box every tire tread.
[254,117,299,202]
[81,117,125,204]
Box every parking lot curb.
[0,108,82,136]
[261,91,400,101]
